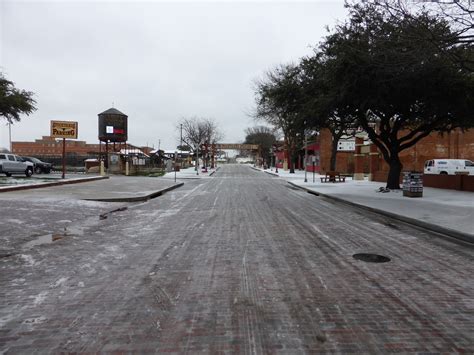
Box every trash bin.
[403,171,423,197]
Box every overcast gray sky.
[1,0,347,150]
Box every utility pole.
[8,122,12,152]
[180,124,183,168]
[196,144,199,175]
[304,129,308,183]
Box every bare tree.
[178,117,222,148]
[178,117,223,169]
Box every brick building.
[318,128,474,180]
[275,142,321,172]
[12,136,101,157]
[11,136,155,168]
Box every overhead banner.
[50,120,78,139]
[215,144,259,150]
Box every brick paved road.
[1,165,473,353]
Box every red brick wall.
[423,174,474,192]
[320,127,474,190]
[376,128,474,173]
[11,136,143,157]
[373,173,474,191]
[319,129,332,173]
[365,128,474,191]
[319,129,368,174]
[462,176,474,192]
[372,171,403,184]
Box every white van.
[424,159,474,175]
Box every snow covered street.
[0,165,473,353]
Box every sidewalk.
[162,166,218,179]
[0,167,219,201]
[0,175,183,202]
[258,167,474,243]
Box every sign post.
[304,130,308,183]
[50,120,78,179]
[62,138,66,178]
[174,151,177,182]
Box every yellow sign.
[50,120,78,139]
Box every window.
[8,155,15,161]
[0,154,6,159]
[465,160,474,167]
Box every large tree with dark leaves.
[0,73,36,124]
[254,64,307,173]
[324,3,474,189]
[300,55,358,172]
[368,0,474,72]
[244,126,277,166]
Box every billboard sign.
[50,120,78,139]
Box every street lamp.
[304,129,308,183]
[196,144,199,175]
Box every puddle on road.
[23,233,66,249]
[0,251,15,258]
[21,215,102,250]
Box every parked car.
[22,156,52,174]
[0,153,34,177]
[424,159,474,175]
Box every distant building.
[12,135,155,168]
[12,136,100,157]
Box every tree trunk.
[289,152,295,173]
[386,157,403,189]
[287,140,295,173]
[330,138,339,171]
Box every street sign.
[50,120,78,179]
[50,121,78,139]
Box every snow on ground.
[255,166,474,237]
[163,166,217,179]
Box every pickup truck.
[0,153,34,177]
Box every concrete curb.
[250,166,279,176]
[0,176,109,193]
[263,170,279,177]
[287,181,474,245]
[83,182,184,202]
[209,167,220,176]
